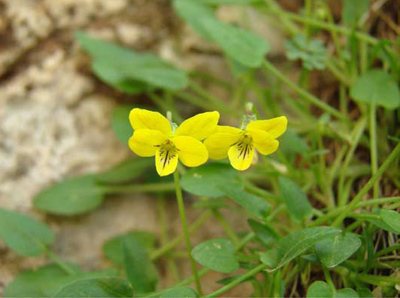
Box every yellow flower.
[204,116,287,171]
[128,108,220,176]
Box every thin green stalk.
[347,213,381,220]
[205,263,267,297]
[262,60,345,120]
[323,266,336,293]
[338,118,367,206]
[375,244,400,257]
[101,182,175,194]
[45,249,76,275]
[332,142,400,227]
[304,0,312,39]
[156,195,180,282]
[173,171,203,295]
[262,7,378,45]
[355,273,400,286]
[358,196,400,208]
[151,211,212,260]
[213,210,240,246]
[369,103,379,198]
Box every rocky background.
[0,0,288,294]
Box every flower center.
[158,140,179,168]
[235,134,253,159]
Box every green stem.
[45,249,76,275]
[101,182,175,194]
[262,8,378,45]
[338,117,367,206]
[355,273,400,286]
[262,60,344,120]
[173,171,203,295]
[205,263,267,297]
[347,213,381,220]
[369,104,379,198]
[151,211,212,260]
[213,210,240,246]
[332,142,400,227]
[323,266,336,293]
[357,196,400,208]
[375,244,400,257]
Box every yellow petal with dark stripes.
[227,137,255,171]
[155,146,179,176]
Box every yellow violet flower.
[129,108,220,176]
[204,116,287,171]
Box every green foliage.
[181,163,241,197]
[278,177,312,222]
[103,231,156,267]
[173,0,269,67]
[123,237,158,294]
[379,209,400,234]
[96,157,152,184]
[192,238,239,273]
[76,32,188,90]
[219,185,271,219]
[34,175,105,216]
[111,105,134,144]
[315,233,362,268]
[160,286,198,297]
[285,34,327,70]
[307,281,332,298]
[261,227,341,270]
[4,264,118,297]
[248,219,280,247]
[342,0,370,27]
[350,69,400,109]
[54,277,133,297]
[0,209,54,256]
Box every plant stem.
[262,60,344,120]
[375,244,400,257]
[101,182,175,194]
[45,248,76,275]
[151,211,212,260]
[369,103,379,198]
[173,171,203,295]
[205,263,267,297]
[332,142,400,227]
[213,210,240,246]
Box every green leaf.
[96,157,152,184]
[342,0,370,27]
[260,227,341,270]
[285,34,327,70]
[201,17,270,67]
[92,61,148,94]
[379,209,400,234]
[192,238,239,273]
[315,233,362,268]
[4,264,118,297]
[111,105,134,144]
[103,231,156,268]
[123,236,158,293]
[160,286,198,297]
[350,69,400,109]
[280,129,309,156]
[356,287,372,298]
[219,186,270,219]
[173,0,215,40]
[278,177,312,222]
[181,163,241,198]
[34,175,105,216]
[248,219,280,247]
[76,32,188,90]
[335,288,359,297]
[200,0,261,4]
[55,277,133,297]
[0,209,54,256]
[306,281,333,298]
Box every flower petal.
[228,142,255,171]
[204,132,241,159]
[128,129,168,157]
[246,116,287,138]
[216,125,243,135]
[171,136,208,167]
[129,108,171,136]
[247,129,279,155]
[155,147,179,176]
[175,111,220,140]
